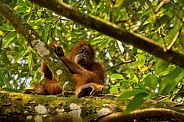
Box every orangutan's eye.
[79,48,84,53]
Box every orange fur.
[63,41,105,97]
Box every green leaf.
[26,7,31,13]
[144,74,158,90]
[110,73,124,79]
[155,59,169,75]
[51,27,57,38]
[0,24,14,31]
[135,54,146,61]
[24,13,32,21]
[161,67,184,94]
[141,9,153,16]
[90,0,101,5]
[0,40,2,53]
[0,68,5,87]
[91,36,103,45]
[28,52,33,71]
[99,40,111,51]
[126,93,148,113]
[170,17,182,41]
[14,49,29,63]
[42,25,51,41]
[159,12,173,25]
[14,5,27,13]
[110,84,120,93]
[118,89,146,100]
[1,53,10,64]
[115,0,137,8]
[129,61,145,67]
[17,0,27,6]
[124,70,135,74]
[132,74,139,83]
[2,31,17,48]
[138,83,147,90]
[31,71,44,84]
[109,42,116,57]
[32,19,42,28]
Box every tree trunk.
[0,1,75,91]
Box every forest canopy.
[0,0,184,113]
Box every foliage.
[0,0,184,113]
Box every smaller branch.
[115,20,126,24]
[106,59,135,71]
[171,84,184,101]
[72,0,85,8]
[42,16,61,40]
[175,13,184,23]
[167,18,183,50]
[167,31,180,50]
[157,94,173,102]
[31,10,48,13]
[155,0,170,13]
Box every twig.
[167,18,183,50]
[106,59,135,71]
[167,31,180,50]
[155,0,170,13]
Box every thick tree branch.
[1,92,184,121]
[98,108,184,122]
[29,0,184,68]
[0,1,75,91]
